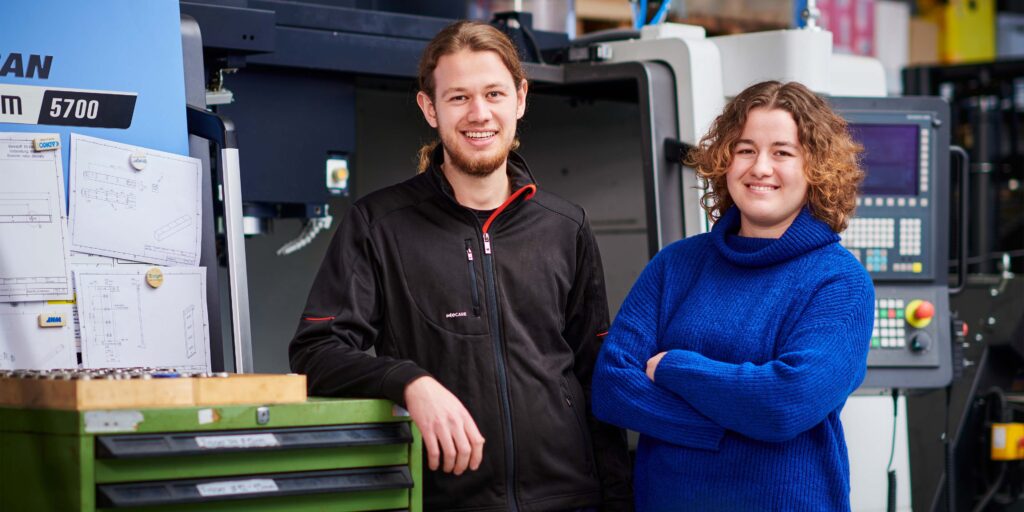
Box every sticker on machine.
[0,83,137,128]
[83,410,144,433]
[197,478,279,497]
[195,433,280,449]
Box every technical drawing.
[77,267,210,371]
[84,167,145,190]
[142,244,196,265]
[155,215,192,241]
[0,195,52,223]
[69,134,202,266]
[81,187,137,209]
[0,132,73,302]
[184,305,197,358]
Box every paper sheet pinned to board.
[76,266,210,373]
[0,302,77,370]
[0,132,73,302]
[67,251,144,353]
[69,133,202,266]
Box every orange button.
[914,301,934,321]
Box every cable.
[948,249,1024,267]
[967,388,1011,511]
[886,389,899,512]
[650,0,672,24]
[492,12,546,65]
[945,384,957,512]
[970,463,1008,512]
[629,0,642,30]
[518,22,546,65]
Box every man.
[290,20,632,511]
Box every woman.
[592,80,874,511]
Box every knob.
[905,299,934,328]
[332,166,349,183]
[909,332,932,352]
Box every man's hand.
[646,351,668,382]
[404,376,485,475]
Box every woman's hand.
[646,351,668,381]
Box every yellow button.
[332,166,349,183]
[912,262,922,273]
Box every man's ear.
[416,91,438,128]
[516,79,528,120]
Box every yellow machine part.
[919,0,995,63]
[991,423,1024,461]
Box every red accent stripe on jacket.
[597,331,608,337]
[482,184,537,234]
[304,316,335,322]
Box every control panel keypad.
[872,298,906,349]
[899,218,922,256]
[842,218,895,249]
[841,215,926,276]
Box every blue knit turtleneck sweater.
[592,206,874,511]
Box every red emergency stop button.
[905,299,934,328]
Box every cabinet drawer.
[96,466,412,510]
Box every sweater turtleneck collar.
[711,206,840,268]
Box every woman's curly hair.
[686,81,864,233]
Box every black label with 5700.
[38,89,136,128]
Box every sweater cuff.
[654,349,705,397]
[381,362,432,408]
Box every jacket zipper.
[464,240,480,317]
[481,231,519,512]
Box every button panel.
[840,216,926,276]
[872,298,907,349]
[898,218,921,256]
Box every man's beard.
[439,129,514,178]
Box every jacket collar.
[711,206,840,268]
[426,144,538,218]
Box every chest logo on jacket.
[445,311,468,319]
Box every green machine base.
[0,398,422,511]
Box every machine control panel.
[840,116,937,281]
[866,286,948,377]
[832,97,952,389]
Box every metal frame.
[560,61,683,256]
[182,15,254,373]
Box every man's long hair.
[416,21,526,173]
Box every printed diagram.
[69,134,203,266]
[85,279,145,365]
[81,167,142,210]
[81,188,137,209]
[77,267,211,372]
[0,133,73,302]
[156,215,193,241]
[184,305,197,358]
[85,168,145,191]
[0,194,52,223]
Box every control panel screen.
[849,124,919,196]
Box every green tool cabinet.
[0,398,422,511]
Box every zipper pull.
[466,246,473,261]
[483,232,492,254]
